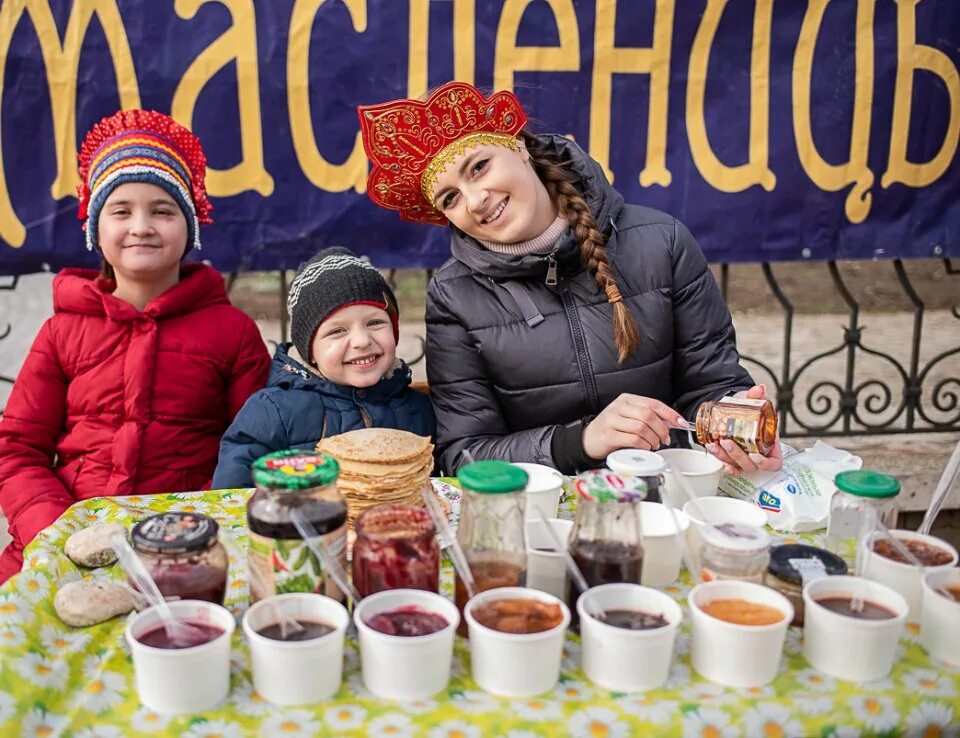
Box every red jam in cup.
[136,621,224,649]
[364,606,449,636]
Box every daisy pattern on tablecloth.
[0,624,26,649]
[902,621,923,643]
[791,695,833,717]
[743,703,803,738]
[0,691,15,723]
[672,631,691,656]
[614,694,679,724]
[76,507,113,526]
[500,731,544,738]
[17,652,68,689]
[512,697,564,722]
[74,727,126,738]
[182,719,245,738]
[173,500,213,516]
[39,624,90,654]
[259,710,323,737]
[20,707,66,738]
[365,712,415,738]
[904,701,958,738]
[681,706,739,738]
[735,684,777,701]
[229,683,275,717]
[901,668,958,698]
[552,678,591,701]
[345,671,375,699]
[324,705,367,731]
[782,628,803,654]
[663,662,693,689]
[450,689,502,714]
[130,708,171,732]
[849,695,899,734]
[398,698,438,715]
[680,680,736,705]
[427,720,482,738]
[16,570,51,602]
[568,706,631,738]
[561,639,581,670]
[792,667,837,692]
[79,669,126,713]
[0,591,28,625]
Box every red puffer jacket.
[0,264,270,582]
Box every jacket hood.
[447,134,625,280]
[53,263,229,320]
[268,342,414,401]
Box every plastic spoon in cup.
[918,439,960,537]
[874,522,956,602]
[110,531,212,647]
[289,508,361,606]
[421,486,477,599]
[229,539,304,640]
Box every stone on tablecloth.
[64,522,126,568]
[54,580,136,627]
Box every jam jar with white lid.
[131,512,228,604]
[699,522,770,583]
[605,449,665,503]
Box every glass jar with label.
[605,449,665,503]
[352,503,440,598]
[131,512,228,604]
[825,470,900,571]
[764,543,848,626]
[567,469,647,631]
[454,461,528,636]
[247,450,348,603]
[699,522,770,583]
[696,397,778,455]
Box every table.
[0,486,957,738]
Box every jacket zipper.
[559,283,600,413]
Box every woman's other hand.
[582,393,685,460]
[704,385,784,476]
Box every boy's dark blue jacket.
[212,343,435,488]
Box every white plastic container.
[656,448,723,506]
[802,575,908,681]
[125,600,235,714]
[682,495,768,557]
[578,583,682,692]
[921,569,960,667]
[465,587,570,697]
[638,502,690,586]
[241,593,349,705]
[354,589,459,701]
[511,462,565,522]
[525,518,574,600]
[688,580,792,688]
[859,530,958,623]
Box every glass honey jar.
[695,397,778,455]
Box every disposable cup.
[578,584,682,692]
[688,580,792,688]
[682,496,767,558]
[921,569,960,666]
[125,600,235,714]
[512,463,565,521]
[656,448,723,507]
[354,589,459,700]
[802,575,908,681]
[241,593,349,705]
[639,502,690,586]
[465,587,570,697]
[525,518,574,600]
[859,530,958,623]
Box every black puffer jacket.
[425,135,753,475]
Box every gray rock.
[64,523,126,568]
[54,580,136,627]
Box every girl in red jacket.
[0,110,270,582]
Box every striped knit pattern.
[478,215,568,255]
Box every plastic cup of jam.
[464,587,571,697]
[241,593,349,706]
[921,569,960,667]
[860,530,958,623]
[802,575,908,681]
[577,583,682,692]
[353,589,459,700]
[688,580,793,688]
[125,600,235,714]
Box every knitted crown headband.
[357,82,529,225]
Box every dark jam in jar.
[567,540,643,630]
[256,620,335,641]
[131,512,228,605]
[352,504,439,599]
[364,606,449,636]
[454,559,526,636]
[136,621,224,649]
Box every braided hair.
[519,131,640,363]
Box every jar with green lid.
[454,460,528,635]
[825,470,900,571]
[247,450,347,602]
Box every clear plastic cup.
[125,600,235,714]
[241,593,349,705]
[465,587,570,697]
[511,463,564,522]
[638,502,690,586]
[525,518,573,600]
[354,589,459,700]
[802,575,908,681]
[921,569,960,667]
[578,583,682,692]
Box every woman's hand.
[582,393,686,460]
[704,385,783,476]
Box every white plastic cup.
[638,502,690,586]
[802,575,908,681]
[125,600,235,714]
[656,448,723,506]
[241,593,349,705]
[465,587,570,697]
[688,580,792,688]
[682,496,768,558]
[354,589,459,700]
[859,530,958,623]
[578,584,682,692]
[921,569,960,666]
[525,518,574,600]
[511,463,565,521]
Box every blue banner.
[0,0,957,275]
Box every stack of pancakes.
[317,428,435,527]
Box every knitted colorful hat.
[287,247,400,364]
[357,82,528,225]
[77,109,213,253]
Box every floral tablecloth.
[0,486,958,738]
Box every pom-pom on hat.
[357,82,528,226]
[77,109,213,254]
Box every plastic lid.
[252,450,339,490]
[132,512,218,555]
[700,522,770,552]
[573,469,647,503]
[768,543,847,585]
[834,470,900,499]
[458,461,528,494]
[606,449,667,477]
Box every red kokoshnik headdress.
[357,82,529,225]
